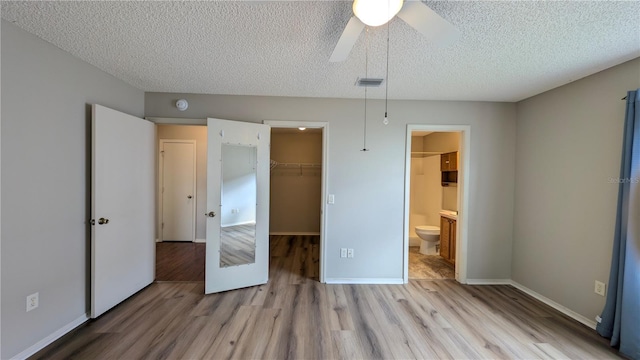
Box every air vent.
[355,77,384,87]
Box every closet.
[269,128,322,234]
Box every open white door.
[205,118,270,294]
[91,104,155,318]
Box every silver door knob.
[187,195,193,199]
[98,217,110,225]
[205,211,216,217]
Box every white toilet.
[415,226,440,255]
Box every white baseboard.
[194,238,206,243]
[221,221,256,227]
[465,278,512,285]
[269,231,321,236]
[325,278,404,285]
[509,280,596,329]
[11,313,89,360]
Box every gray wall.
[513,58,640,321]
[1,20,144,358]
[145,93,517,282]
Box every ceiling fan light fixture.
[353,0,403,27]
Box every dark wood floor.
[33,235,620,359]
[155,241,205,281]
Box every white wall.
[157,125,208,240]
[145,93,517,282]
[221,145,257,227]
[513,58,640,321]
[1,20,144,358]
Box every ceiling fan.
[329,0,460,62]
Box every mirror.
[220,144,257,267]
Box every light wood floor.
[33,235,620,359]
[221,224,256,267]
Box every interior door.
[160,140,196,241]
[205,118,270,294]
[91,104,155,318]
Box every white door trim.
[158,139,197,242]
[404,125,471,284]
[263,120,329,284]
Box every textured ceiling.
[2,1,639,102]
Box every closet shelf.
[411,151,443,158]
[270,159,321,173]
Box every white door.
[91,104,155,318]
[160,140,196,242]
[205,118,270,294]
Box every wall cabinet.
[440,216,457,265]
[440,152,458,171]
[440,151,458,186]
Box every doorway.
[404,125,470,283]
[265,120,328,283]
[155,125,207,281]
[153,121,329,284]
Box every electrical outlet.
[340,248,347,258]
[347,248,354,258]
[595,280,606,296]
[26,292,39,312]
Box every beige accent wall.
[408,152,441,246]
[156,125,208,240]
[422,132,460,153]
[424,132,460,212]
[270,130,322,233]
[513,57,640,321]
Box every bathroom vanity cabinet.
[440,216,457,265]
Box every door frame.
[264,120,329,284]
[404,124,471,283]
[158,139,197,242]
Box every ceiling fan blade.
[397,1,460,46]
[329,16,365,62]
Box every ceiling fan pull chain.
[383,19,390,125]
[362,27,369,152]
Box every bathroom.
[409,131,460,279]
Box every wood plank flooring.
[156,241,205,281]
[33,235,620,359]
[221,224,256,267]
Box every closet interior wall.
[270,129,322,234]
